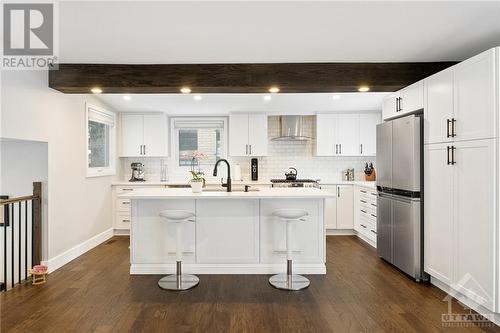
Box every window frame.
[170,117,228,176]
[85,103,117,178]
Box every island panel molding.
[48,62,457,94]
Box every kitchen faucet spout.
[213,159,232,192]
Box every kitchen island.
[120,187,335,275]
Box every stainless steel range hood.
[271,116,313,141]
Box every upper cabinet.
[120,114,168,157]
[316,113,380,156]
[229,113,268,157]
[382,80,424,121]
[424,48,496,144]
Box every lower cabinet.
[112,185,165,231]
[196,200,260,263]
[323,185,353,230]
[354,186,378,247]
[424,139,496,311]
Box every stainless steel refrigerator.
[376,113,427,281]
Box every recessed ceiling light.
[193,95,202,101]
[180,87,191,94]
[332,94,341,100]
[358,86,370,92]
[263,95,272,101]
[123,95,131,101]
[90,87,102,94]
[269,86,280,93]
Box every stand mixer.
[129,162,146,182]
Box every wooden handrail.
[0,195,39,206]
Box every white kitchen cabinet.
[112,185,166,231]
[453,48,496,142]
[229,113,268,156]
[382,81,423,121]
[323,185,353,230]
[424,139,496,311]
[316,113,379,156]
[424,49,496,145]
[121,114,143,156]
[248,114,268,156]
[453,139,495,311]
[400,80,424,114]
[336,185,354,229]
[382,94,397,121]
[424,68,454,145]
[354,186,377,247]
[196,199,260,263]
[337,114,360,156]
[315,114,337,156]
[359,113,380,156]
[424,143,453,284]
[120,114,168,157]
[322,186,337,229]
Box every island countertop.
[120,187,336,199]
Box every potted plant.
[190,171,205,193]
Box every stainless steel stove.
[270,179,320,188]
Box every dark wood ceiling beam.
[48,62,457,94]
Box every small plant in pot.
[190,171,205,193]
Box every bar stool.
[158,210,199,291]
[269,209,310,291]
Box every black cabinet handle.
[360,190,367,194]
[361,224,367,228]
[370,229,377,234]
[451,146,456,165]
[360,200,367,203]
[451,118,456,137]
[446,119,451,138]
[447,146,451,165]
[360,209,367,213]
[371,214,377,218]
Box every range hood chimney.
[271,116,313,141]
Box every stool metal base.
[269,274,310,291]
[158,274,199,291]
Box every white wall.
[0,70,116,262]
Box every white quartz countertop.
[119,187,336,199]
[111,180,377,189]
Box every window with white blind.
[171,118,227,171]
[86,103,116,177]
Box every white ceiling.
[96,92,388,115]
[59,1,500,63]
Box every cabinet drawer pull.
[122,201,130,205]
[371,214,377,218]
[370,203,377,207]
[360,224,367,228]
[370,229,377,234]
[122,219,130,223]
[122,188,133,191]
[451,118,456,137]
[360,209,367,213]
[360,200,367,203]
[370,192,377,196]
[360,190,367,193]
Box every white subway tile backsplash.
[119,116,376,183]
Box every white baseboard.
[130,263,326,275]
[326,229,355,236]
[355,231,377,248]
[431,277,500,327]
[113,229,130,236]
[42,228,114,273]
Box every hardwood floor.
[1,236,498,332]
